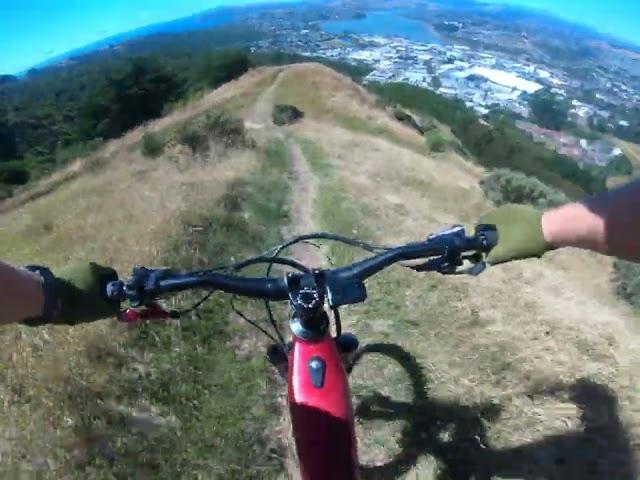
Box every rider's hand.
[23,263,120,326]
[480,204,551,265]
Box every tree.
[0,120,18,161]
[606,155,633,176]
[201,50,250,89]
[529,90,570,131]
[0,161,28,185]
[425,59,435,75]
[80,57,182,139]
[430,75,442,91]
[0,75,18,86]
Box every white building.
[464,67,544,94]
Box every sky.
[481,0,640,47]
[0,0,297,75]
[1,0,638,75]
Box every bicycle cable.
[170,232,398,346]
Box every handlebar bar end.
[474,224,499,252]
[107,280,125,302]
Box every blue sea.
[321,12,442,45]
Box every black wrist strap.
[22,266,59,327]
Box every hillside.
[1,63,640,479]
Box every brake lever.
[411,253,487,276]
[411,254,461,274]
[118,302,180,324]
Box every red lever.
[118,303,174,324]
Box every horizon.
[480,0,640,48]
[0,0,300,75]
[1,0,639,75]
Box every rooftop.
[463,67,544,94]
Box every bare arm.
[0,261,44,325]
[542,179,640,262]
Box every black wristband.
[21,266,60,327]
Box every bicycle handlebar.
[106,225,498,309]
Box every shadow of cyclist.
[481,378,637,480]
[351,343,500,480]
[351,344,637,480]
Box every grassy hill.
[1,64,640,479]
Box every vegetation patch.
[614,261,640,310]
[177,124,210,154]
[141,132,167,158]
[338,115,388,138]
[425,130,449,153]
[204,111,255,149]
[481,168,569,209]
[74,140,290,478]
[272,104,305,126]
[368,81,606,197]
[175,111,254,155]
[528,89,570,131]
[335,114,432,158]
[393,107,425,135]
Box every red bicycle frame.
[108,226,498,480]
[288,331,359,480]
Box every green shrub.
[203,111,253,148]
[176,111,253,155]
[55,139,102,166]
[177,125,209,154]
[141,131,166,158]
[0,183,13,200]
[0,120,18,161]
[607,155,634,176]
[0,161,29,185]
[422,117,438,132]
[393,107,425,134]
[272,104,304,126]
[614,260,640,309]
[426,130,448,153]
[201,50,250,89]
[79,57,182,140]
[529,89,570,131]
[480,168,569,209]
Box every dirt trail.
[247,67,323,267]
[282,140,323,268]
[247,72,325,479]
[245,67,285,129]
[275,139,325,480]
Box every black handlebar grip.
[475,224,499,252]
[106,280,126,301]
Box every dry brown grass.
[273,64,428,146]
[0,132,258,474]
[0,150,256,269]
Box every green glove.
[480,204,550,265]
[23,263,120,326]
